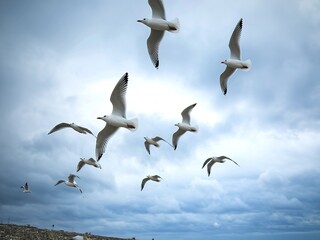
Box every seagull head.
[137,18,147,23]
[97,115,108,122]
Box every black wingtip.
[239,18,243,29]
[224,89,227,95]
[155,60,159,69]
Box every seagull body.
[55,174,82,193]
[202,156,239,176]
[144,136,172,154]
[138,0,180,68]
[220,18,251,95]
[48,123,95,137]
[20,182,31,193]
[172,103,198,150]
[96,72,138,160]
[77,158,101,172]
[141,175,162,191]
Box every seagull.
[202,156,239,176]
[54,174,82,193]
[20,182,31,193]
[172,103,198,150]
[77,158,101,172]
[96,72,138,161]
[48,123,95,137]
[137,0,180,68]
[144,136,172,154]
[220,18,251,95]
[141,175,162,191]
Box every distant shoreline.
[0,223,133,240]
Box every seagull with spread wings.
[202,156,239,176]
[96,72,138,161]
[172,103,198,150]
[220,18,251,95]
[138,0,180,68]
[54,174,82,193]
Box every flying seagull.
[172,103,198,150]
[202,156,239,176]
[144,136,172,154]
[220,18,251,95]
[141,175,162,191]
[54,174,82,193]
[137,0,180,68]
[48,123,95,137]
[96,72,138,160]
[77,158,102,172]
[20,182,31,193]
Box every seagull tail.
[127,118,138,132]
[242,59,252,72]
[168,18,180,33]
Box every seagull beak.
[97,117,101,119]
[137,19,142,22]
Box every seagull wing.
[78,126,96,137]
[229,18,243,60]
[202,158,212,169]
[110,72,128,117]
[152,136,164,142]
[25,182,29,191]
[54,180,64,186]
[144,141,151,155]
[220,66,236,95]
[228,158,240,167]
[147,30,164,69]
[87,158,97,165]
[207,160,216,176]
[95,124,119,161]
[148,0,166,19]
[181,103,197,124]
[77,160,85,172]
[172,128,186,150]
[48,123,71,134]
[141,177,150,191]
[68,174,78,183]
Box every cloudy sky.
[1,0,320,239]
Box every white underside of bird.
[55,174,82,193]
[172,103,198,150]
[220,18,251,95]
[138,0,180,68]
[96,72,138,161]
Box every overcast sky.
[0,0,320,239]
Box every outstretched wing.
[96,125,118,161]
[181,103,197,124]
[141,177,150,191]
[220,66,236,95]
[172,129,186,150]
[148,0,166,19]
[48,123,71,134]
[229,18,243,60]
[147,30,164,69]
[110,72,128,117]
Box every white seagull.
[144,136,172,154]
[220,18,251,95]
[137,0,180,68]
[77,158,101,172]
[202,156,239,176]
[141,175,162,191]
[20,182,31,193]
[54,174,82,193]
[172,103,198,150]
[96,72,138,160]
[48,123,95,137]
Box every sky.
[0,0,320,239]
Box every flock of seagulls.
[21,0,250,194]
